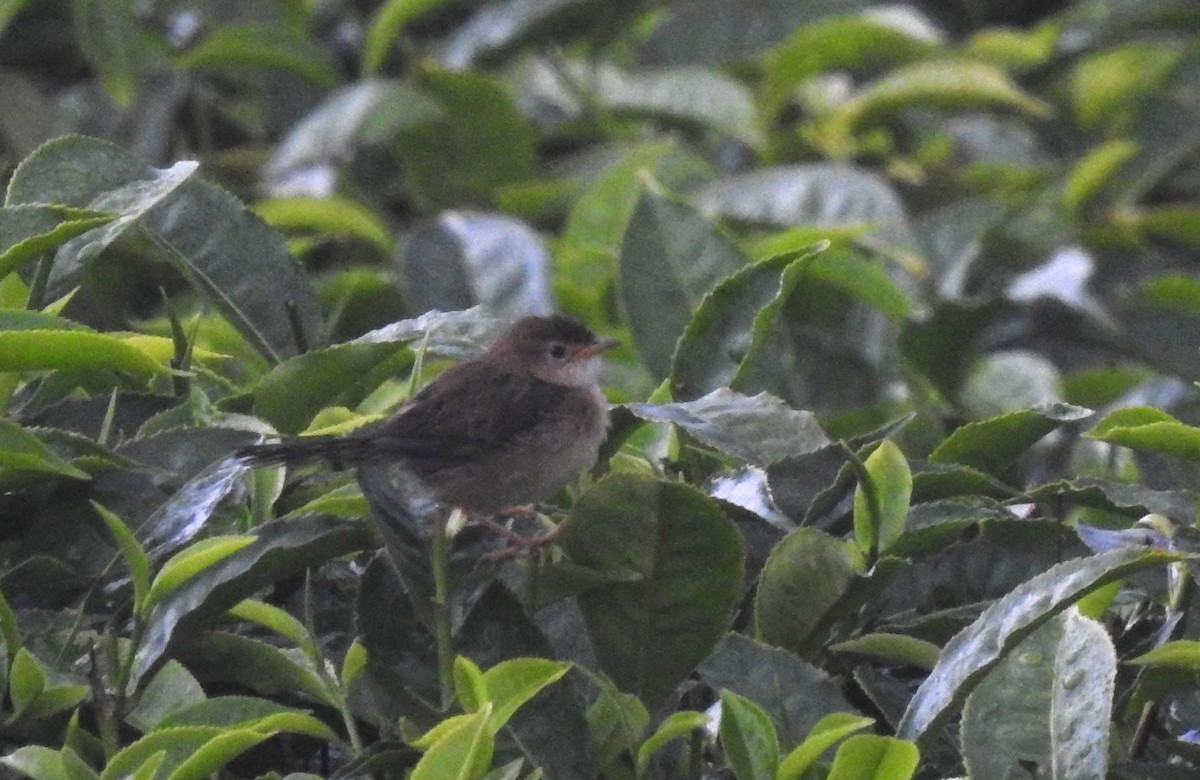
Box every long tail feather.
[236,435,368,469]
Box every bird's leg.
[471,507,563,560]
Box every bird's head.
[488,314,620,387]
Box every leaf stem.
[431,509,455,710]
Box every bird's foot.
[473,508,562,561]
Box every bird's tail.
[236,434,368,469]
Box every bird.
[236,314,619,516]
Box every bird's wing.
[358,360,571,464]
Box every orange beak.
[574,337,621,360]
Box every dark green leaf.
[670,245,826,400]
[753,527,862,659]
[132,515,372,686]
[557,474,743,711]
[929,403,1093,476]
[619,183,747,377]
[699,634,858,748]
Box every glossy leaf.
[248,341,401,434]
[8,136,325,361]
[626,388,829,467]
[896,547,1176,743]
[398,211,553,319]
[1088,406,1200,463]
[825,59,1051,133]
[132,515,373,685]
[0,330,170,379]
[696,164,918,261]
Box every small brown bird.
[237,314,619,514]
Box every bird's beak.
[574,337,621,360]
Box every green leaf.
[158,698,336,740]
[761,16,937,121]
[585,673,649,771]
[829,633,939,671]
[619,181,747,377]
[852,440,911,557]
[177,24,337,87]
[227,599,317,658]
[823,59,1051,136]
[558,60,762,147]
[0,330,170,379]
[1063,139,1139,210]
[125,661,207,732]
[132,516,372,687]
[341,640,366,689]
[776,713,875,780]
[558,474,743,711]
[1129,204,1200,249]
[454,656,488,714]
[91,501,150,615]
[479,658,570,733]
[719,690,778,780]
[0,205,114,278]
[144,536,258,614]
[753,527,862,660]
[173,632,330,705]
[7,136,325,362]
[163,728,276,780]
[100,728,223,780]
[253,196,394,252]
[825,734,918,780]
[929,403,1093,476]
[0,745,67,780]
[0,418,90,480]
[362,0,452,74]
[7,648,87,723]
[410,705,494,780]
[635,710,708,777]
[1130,640,1200,669]
[669,245,827,400]
[896,547,1176,744]
[699,635,858,750]
[9,646,46,718]
[249,341,402,434]
[398,66,535,207]
[0,586,23,659]
[1087,406,1200,463]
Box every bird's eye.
[549,342,568,359]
